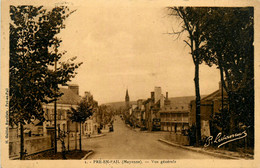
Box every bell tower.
[125,89,130,108]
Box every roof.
[159,106,189,113]
[201,89,227,101]
[131,105,138,110]
[165,96,197,111]
[68,84,79,87]
[56,88,81,105]
[143,98,152,104]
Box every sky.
[56,1,220,104]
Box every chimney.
[164,91,171,106]
[154,87,162,103]
[160,94,164,108]
[151,92,154,101]
[68,84,79,95]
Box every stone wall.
[9,135,52,159]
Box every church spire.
[125,89,129,102]
[125,89,130,108]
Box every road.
[78,116,221,159]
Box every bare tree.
[167,7,208,145]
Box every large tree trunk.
[20,122,25,160]
[194,63,201,146]
[219,63,226,134]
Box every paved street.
[77,116,221,159]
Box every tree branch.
[184,40,191,47]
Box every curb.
[81,150,94,160]
[132,129,138,132]
[90,134,105,138]
[158,139,243,160]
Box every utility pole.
[54,39,58,154]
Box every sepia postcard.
[1,0,260,168]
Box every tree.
[57,127,67,159]
[200,8,254,143]
[167,7,208,145]
[9,5,82,159]
[99,105,114,129]
[70,98,94,151]
[168,7,254,148]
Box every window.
[50,109,54,120]
[44,108,49,120]
[183,114,188,122]
[62,124,65,131]
[177,114,181,121]
[61,110,66,120]
[50,114,54,121]
[58,109,61,120]
[58,124,60,131]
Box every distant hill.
[104,101,136,110]
[103,95,206,111]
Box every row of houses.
[124,87,190,132]
[9,84,104,158]
[10,84,101,138]
[125,83,227,138]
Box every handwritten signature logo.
[204,131,247,148]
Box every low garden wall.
[9,135,52,159]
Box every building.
[83,112,99,135]
[24,120,44,136]
[123,89,131,124]
[43,84,81,136]
[159,92,189,133]
[9,84,81,159]
[82,91,100,135]
[125,89,130,109]
[126,99,145,128]
[160,109,189,132]
[143,97,153,130]
[136,99,145,127]
[190,82,228,138]
[143,87,165,131]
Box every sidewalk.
[89,134,105,138]
[133,128,141,132]
[158,139,253,160]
